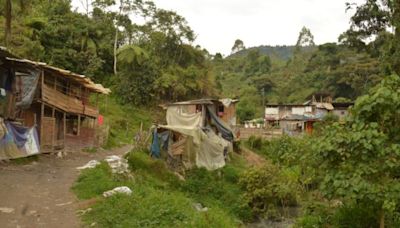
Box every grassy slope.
[72,150,252,227]
[98,96,163,148]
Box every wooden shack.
[0,48,110,154]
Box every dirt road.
[0,145,133,228]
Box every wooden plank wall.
[42,84,98,117]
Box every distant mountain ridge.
[228,45,315,60]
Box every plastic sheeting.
[159,125,228,170]
[0,119,40,160]
[15,70,39,109]
[206,106,234,142]
[166,106,202,127]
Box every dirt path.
[0,145,133,228]
[241,146,266,167]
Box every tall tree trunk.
[4,0,12,46]
[113,29,118,75]
[379,210,385,228]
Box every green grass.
[71,162,134,200]
[10,155,39,165]
[98,96,162,149]
[72,150,252,227]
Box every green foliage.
[311,75,400,225]
[98,96,157,149]
[73,150,248,227]
[72,162,133,200]
[127,150,253,221]
[83,187,237,228]
[10,155,39,165]
[239,161,300,218]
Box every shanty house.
[265,97,353,135]
[0,47,110,160]
[152,99,235,171]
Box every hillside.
[229,45,315,61]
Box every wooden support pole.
[77,114,81,136]
[52,107,55,150]
[63,112,66,144]
[40,102,44,145]
[40,69,44,147]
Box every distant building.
[265,94,353,135]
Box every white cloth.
[166,106,202,127]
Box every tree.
[341,0,400,74]
[296,26,315,47]
[94,0,152,75]
[313,75,400,228]
[231,39,245,54]
[4,0,12,46]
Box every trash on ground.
[0,207,15,213]
[193,203,208,212]
[103,186,132,198]
[104,155,129,174]
[76,160,100,170]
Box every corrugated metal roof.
[5,57,111,95]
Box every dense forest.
[1,0,399,123]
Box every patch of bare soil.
[241,147,266,167]
[0,145,132,228]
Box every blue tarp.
[150,129,161,158]
[0,121,40,160]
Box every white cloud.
[71,0,365,55]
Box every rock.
[0,207,15,213]
[76,160,100,170]
[90,222,96,227]
[103,186,132,198]
[193,203,208,212]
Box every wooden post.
[63,112,66,144]
[40,69,44,147]
[40,103,44,145]
[52,107,55,149]
[77,114,81,136]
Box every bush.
[247,136,263,150]
[83,186,238,227]
[72,162,133,200]
[239,161,300,218]
[331,203,379,228]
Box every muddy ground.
[0,145,132,228]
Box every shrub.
[247,136,263,150]
[239,161,300,218]
[72,162,133,200]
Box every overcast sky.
[71,0,365,55]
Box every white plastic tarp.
[166,106,202,127]
[159,125,227,170]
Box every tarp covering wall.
[0,119,40,160]
[206,106,234,142]
[166,106,202,127]
[15,70,39,109]
[158,125,228,170]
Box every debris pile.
[104,155,129,174]
[76,155,129,174]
